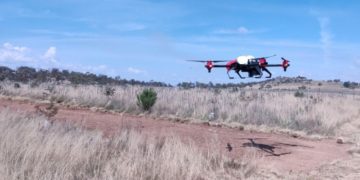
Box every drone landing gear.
[235,70,245,79]
[262,67,272,78]
[227,71,234,79]
[254,66,263,78]
[227,70,245,79]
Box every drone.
[188,55,290,79]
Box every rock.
[336,138,344,144]
[291,133,299,138]
[226,143,233,152]
[202,122,210,126]
[238,126,244,131]
[210,123,222,128]
[90,107,98,112]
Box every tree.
[16,66,36,82]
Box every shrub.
[294,91,304,98]
[298,85,306,90]
[343,81,358,89]
[137,88,157,111]
[14,83,20,89]
[104,86,115,96]
[343,81,351,88]
[30,81,40,88]
[213,88,221,95]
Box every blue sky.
[0,0,359,84]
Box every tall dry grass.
[0,109,259,180]
[1,81,360,136]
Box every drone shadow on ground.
[242,139,291,156]
[227,138,313,157]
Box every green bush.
[104,86,115,96]
[343,81,358,89]
[14,83,20,89]
[294,91,304,98]
[137,88,157,111]
[298,85,306,90]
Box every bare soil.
[0,98,352,173]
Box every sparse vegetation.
[1,81,359,136]
[0,110,257,179]
[265,84,272,89]
[0,71,360,179]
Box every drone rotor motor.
[205,61,214,73]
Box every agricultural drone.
[188,55,290,79]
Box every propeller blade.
[186,60,228,63]
[281,57,290,62]
[264,54,277,59]
[250,54,276,60]
[186,60,207,62]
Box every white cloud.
[0,42,120,77]
[0,42,59,66]
[42,46,57,63]
[318,17,333,61]
[237,27,250,34]
[29,29,99,38]
[355,59,360,66]
[0,42,32,62]
[62,64,115,75]
[213,26,250,35]
[128,67,146,74]
[107,23,146,31]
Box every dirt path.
[0,98,352,173]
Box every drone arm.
[212,65,228,68]
[266,64,282,67]
[266,63,290,72]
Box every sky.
[0,0,359,84]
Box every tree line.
[2,65,356,89]
[0,66,170,87]
[0,65,254,88]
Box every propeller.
[187,60,227,73]
[186,60,228,63]
[249,54,276,61]
[281,57,290,72]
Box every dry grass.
[1,81,360,179]
[0,109,259,180]
[1,81,360,137]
